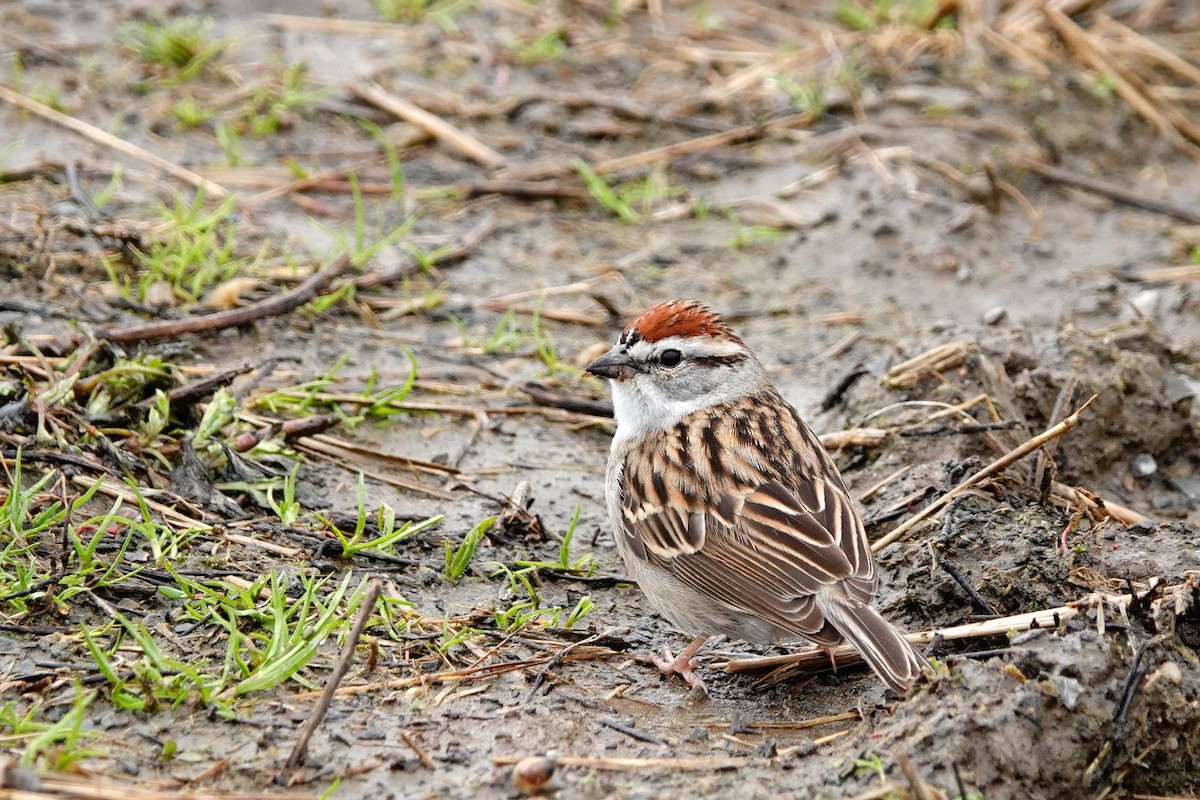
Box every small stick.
[592,112,815,176]
[512,89,724,133]
[133,363,256,410]
[98,256,351,346]
[242,156,393,207]
[1114,264,1200,283]
[293,443,454,500]
[1017,158,1200,224]
[350,212,495,291]
[522,382,615,418]
[0,85,229,198]
[858,465,914,503]
[1092,633,1170,779]
[1035,376,1079,495]
[940,558,998,616]
[818,428,890,450]
[456,179,589,202]
[898,420,1019,438]
[524,628,615,705]
[492,754,748,772]
[817,330,862,362]
[600,718,671,747]
[721,583,1188,675]
[296,645,628,698]
[258,12,420,34]
[271,395,600,423]
[819,367,870,412]
[349,82,506,167]
[1051,482,1148,526]
[872,395,1096,552]
[495,306,606,326]
[236,410,457,476]
[500,112,817,181]
[897,753,939,800]
[475,277,616,310]
[883,341,976,388]
[285,580,382,768]
[34,772,313,800]
[698,710,860,731]
[399,730,436,769]
[0,448,119,478]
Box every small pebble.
[1155,661,1183,687]
[1131,453,1157,479]
[512,754,556,796]
[49,200,86,218]
[929,319,954,334]
[1129,288,1161,318]
[1015,692,1044,725]
[1051,675,1084,710]
[0,762,42,791]
[1010,628,1044,646]
[144,281,176,309]
[983,306,1007,326]
[886,84,976,112]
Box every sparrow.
[586,300,927,694]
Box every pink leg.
[650,634,710,692]
[822,645,839,673]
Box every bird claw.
[651,644,708,693]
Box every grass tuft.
[444,516,495,581]
[120,15,231,81]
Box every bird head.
[586,300,769,439]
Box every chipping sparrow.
[586,300,927,694]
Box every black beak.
[585,348,635,381]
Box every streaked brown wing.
[614,386,880,631]
[790,467,877,604]
[785,408,876,593]
[620,473,867,637]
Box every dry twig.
[883,341,977,389]
[0,85,229,198]
[285,580,382,768]
[491,754,749,772]
[1017,158,1200,224]
[722,582,1190,675]
[1051,482,1149,526]
[96,257,351,346]
[349,82,506,167]
[871,395,1096,552]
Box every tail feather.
[819,596,928,694]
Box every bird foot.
[651,644,708,693]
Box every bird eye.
[659,349,682,367]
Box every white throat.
[610,381,711,443]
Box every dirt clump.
[868,621,1200,800]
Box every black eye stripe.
[692,354,746,367]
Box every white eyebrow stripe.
[639,335,744,359]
